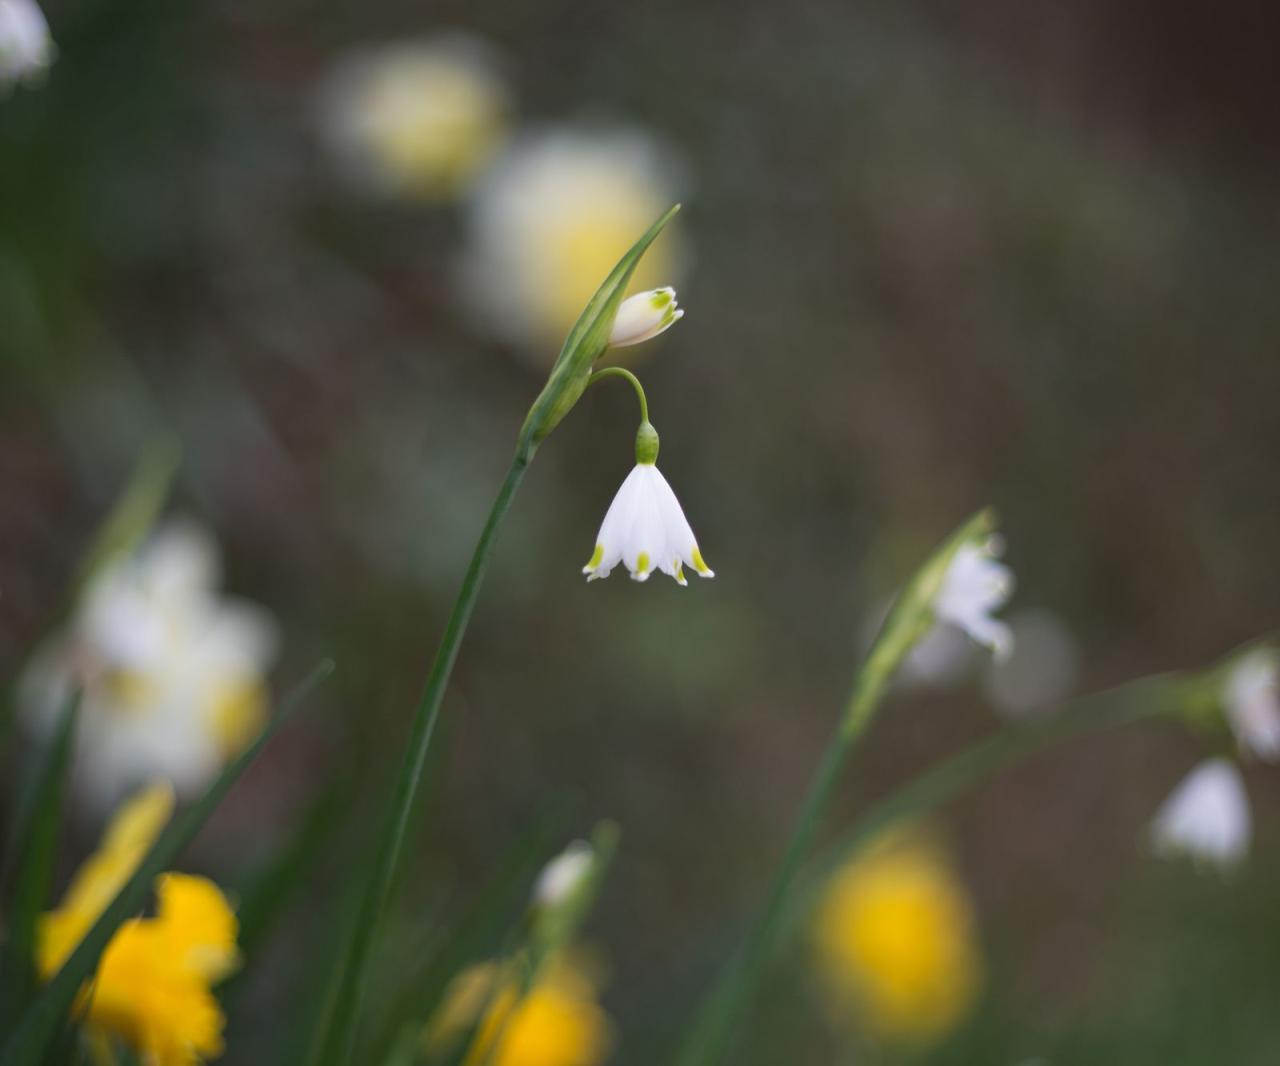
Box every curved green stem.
[674,510,992,1066]
[677,670,1193,1065]
[314,451,531,1066]
[789,671,1184,936]
[587,366,649,426]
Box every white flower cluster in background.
[20,523,278,809]
[0,0,54,91]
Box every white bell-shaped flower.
[0,0,54,90]
[1150,758,1251,869]
[608,288,683,348]
[1223,647,1280,762]
[933,538,1014,659]
[583,462,713,585]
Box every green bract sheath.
[518,204,681,455]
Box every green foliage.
[0,695,78,1036]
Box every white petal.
[141,522,221,603]
[1223,648,1280,762]
[584,465,647,579]
[0,0,54,88]
[624,467,667,580]
[648,465,713,579]
[934,540,1014,658]
[1150,758,1251,869]
[608,288,683,347]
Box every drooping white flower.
[19,522,278,809]
[609,288,683,348]
[532,840,594,910]
[463,126,685,351]
[320,34,510,201]
[982,609,1078,717]
[1222,647,1280,762]
[0,0,54,91]
[1150,758,1251,869]
[583,463,712,585]
[932,538,1014,660]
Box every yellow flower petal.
[153,873,241,982]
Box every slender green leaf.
[74,435,181,593]
[0,660,333,1066]
[230,778,350,963]
[0,695,79,1032]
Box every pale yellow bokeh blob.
[326,38,510,201]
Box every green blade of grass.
[0,694,79,1033]
[0,660,333,1066]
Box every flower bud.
[531,840,594,910]
[608,287,683,348]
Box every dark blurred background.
[3,1,1280,1062]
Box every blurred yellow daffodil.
[811,827,982,1045]
[431,953,610,1066]
[37,782,240,1066]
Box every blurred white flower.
[1223,647,1280,762]
[933,538,1014,660]
[464,126,686,350]
[583,463,712,585]
[609,287,683,348]
[895,618,975,688]
[1150,758,1251,869]
[0,0,54,91]
[532,840,594,909]
[20,523,278,809]
[982,609,1078,717]
[321,35,510,201]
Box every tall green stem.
[674,638,899,1066]
[317,451,531,1066]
